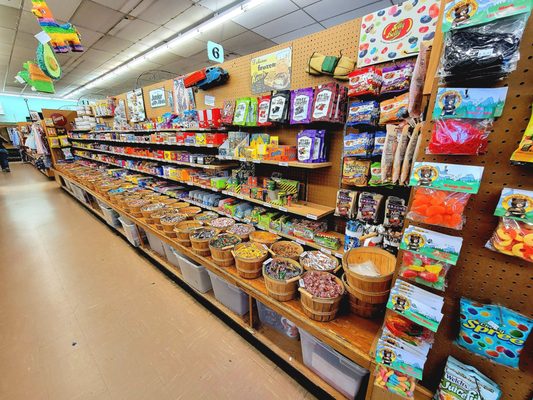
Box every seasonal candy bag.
[434,356,501,400]
[457,298,533,369]
[290,87,313,124]
[380,62,414,95]
[427,119,492,155]
[348,66,382,97]
[408,187,470,230]
[399,251,452,291]
[487,218,533,263]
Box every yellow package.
[511,106,533,165]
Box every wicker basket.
[209,233,241,267]
[208,217,236,233]
[233,242,268,279]
[270,241,304,260]
[174,220,203,246]
[127,200,149,218]
[194,212,219,224]
[249,231,280,246]
[263,258,302,301]
[298,272,344,322]
[180,206,202,218]
[141,203,166,223]
[190,227,219,257]
[161,214,187,238]
[299,251,340,273]
[342,247,396,292]
[342,275,386,319]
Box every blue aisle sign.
[207,41,224,63]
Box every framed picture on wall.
[126,88,147,122]
[149,87,166,108]
[251,47,292,94]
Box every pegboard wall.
[403,14,533,399]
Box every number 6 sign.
[207,41,224,63]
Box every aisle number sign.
[207,41,224,63]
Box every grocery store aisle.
[0,163,312,400]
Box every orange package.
[408,187,470,230]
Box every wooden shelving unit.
[68,136,222,148]
[217,155,333,169]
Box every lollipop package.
[408,187,471,230]
[399,251,452,291]
[427,119,492,155]
[457,298,533,368]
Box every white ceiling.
[1,0,392,98]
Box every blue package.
[372,131,386,157]
[344,132,375,158]
[346,101,379,126]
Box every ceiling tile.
[197,21,247,43]
[232,0,298,29]
[271,23,323,44]
[149,51,184,66]
[92,35,134,53]
[17,10,40,34]
[81,48,116,63]
[13,30,37,50]
[127,0,156,18]
[164,5,211,32]
[199,0,236,11]
[305,0,375,21]
[220,30,273,56]
[113,19,159,41]
[290,0,320,6]
[71,1,125,33]
[139,26,175,47]
[0,42,11,56]
[167,38,206,58]
[0,0,22,9]
[134,0,193,25]
[252,10,315,39]
[319,0,389,27]
[76,27,105,48]
[0,5,20,29]
[93,0,130,11]
[24,0,83,22]
[0,27,14,45]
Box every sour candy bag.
[426,119,492,155]
[457,298,533,368]
[374,364,416,399]
[399,251,452,291]
[486,217,533,263]
[408,187,470,230]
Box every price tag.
[239,158,247,162]
[207,144,214,148]
[252,160,260,164]
[306,213,318,220]
[279,162,289,167]
[295,238,305,245]
[279,206,288,212]
[263,258,273,266]
[335,252,343,259]
[320,247,332,255]
[298,279,305,288]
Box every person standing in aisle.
[0,140,10,172]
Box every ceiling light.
[0,92,76,101]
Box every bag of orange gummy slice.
[407,187,470,230]
[487,218,533,263]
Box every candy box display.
[457,298,533,368]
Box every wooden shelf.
[68,136,222,148]
[85,128,227,133]
[217,155,333,169]
[71,146,236,170]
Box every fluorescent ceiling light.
[62,0,267,99]
[0,92,76,101]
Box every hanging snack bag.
[399,251,452,292]
[348,66,382,97]
[221,99,235,125]
[356,192,384,224]
[334,190,358,219]
[257,95,272,126]
[369,162,385,186]
[457,298,533,369]
[332,85,348,123]
[245,97,258,126]
[400,124,421,185]
[408,43,429,118]
[290,87,313,124]
[427,119,492,155]
[372,131,387,157]
[487,218,533,263]
[342,158,370,187]
[434,356,502,400]
[380,62,414,95]
[510,106,532,165]
[268,90,290,123]
[344,132,374,158]
[384,196,406,228]
[381,124,401,183]
[312,82,338,122]
[392,125,411,184]
[379,93,409,125]
[408,187,470,230]
[346,100,379,126]
[312,130,327,163]
[233,98,250,126]
[374,364,416,400]
[297,130,316,163]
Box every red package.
[408,187,470,230]
[426,119,491,155]
[197,109,208,128]
[487,218,533,263]
[399,251,452,291]
[311,82,338,122]
[221,100,235,125]
[257,95,272,126]
[348,66,382,97]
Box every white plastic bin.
[118,217,140,247]
[163,243,181,270]
[177,254,212,293]
[207,271,248,316]
[101,206,121,228]
[145,230,165,256]
[299,329,368,399]
[257,301,299,339]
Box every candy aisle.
[5,0,532,399]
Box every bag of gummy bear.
[457,298,533,368]
[434,356,501,400]
[399,251,452,291]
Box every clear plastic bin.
[177,254,212,293]
[145,230,165,256]
[207,271,248,316]
[101,206,121,228]
[118,217,140,247]
[163,243,181,270]
[299,329,368,399]
[257,301,299,340]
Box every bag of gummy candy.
[434,356,501,400]
[486,217,533,263]
[457,298,533,369]
[398,251,452,292]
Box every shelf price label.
[320,247,332,255]
[279,162,289,167]
[278,206,288,212]
[306,213,318,220]
[295,238,305,245]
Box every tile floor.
[0,163,313,400]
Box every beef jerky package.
[268,90,290,123]
[290,87,314,124]
[334,189,358,219]
[312,82,338,122]
[257,95,272,126]
[221,99,235,125]
[356,192,384,224]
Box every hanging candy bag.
[398,251,452,292]
[427,119,492,155]
[486,217,533,263]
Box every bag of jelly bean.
[434,356,501,400]
[347,66,382,97]
[398,251,452,291]
[380,62,414,95]
[379,93,409,125]
[457,298,533,368]
[426,119,492,155]
[486,217,533,263]
[374,364,416,399]
[408,187,470,230]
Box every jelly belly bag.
[457,298,533,368]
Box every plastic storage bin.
[101,206,121,228]
[257,301,299,339]
[177,254,212,293]
[299,329,368,399]
[118,217,140,247]
[145,230,165,256]
[163,243,181,270]
[207,271,249,316]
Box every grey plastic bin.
[257,301,299,339]
[207,271,248,316]
[177,254,212,293]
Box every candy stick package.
[381,124,401,184]
[408,43,429,118]
[399,123,421,185]
[457,298,533,368]
[392,125,410,184]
